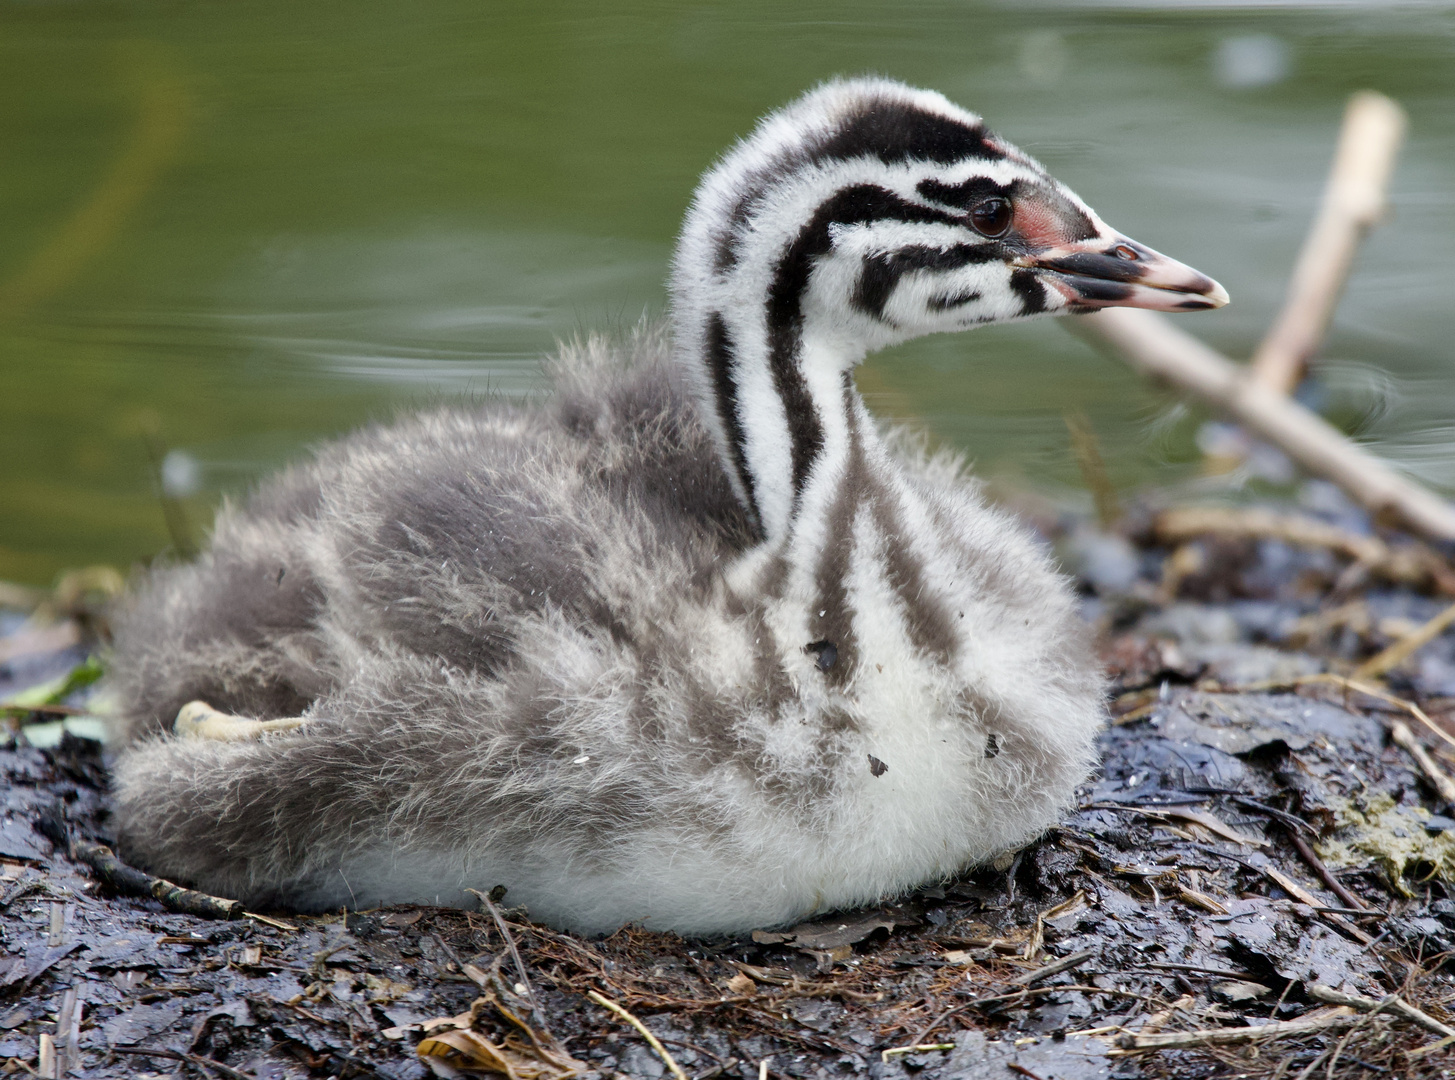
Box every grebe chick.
[109,79,1227,935]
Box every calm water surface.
[2,1,1453,582]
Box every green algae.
[1315,791,1455,897]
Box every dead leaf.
[418,1028,529,1076]
[1101,804,1268,847]
[417,1022,587,1078]
[750,907,916,951]
[1163,807,1269,847]
[726,973,755,995]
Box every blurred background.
[1,0,1452,584]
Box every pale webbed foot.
[174,700,306,741]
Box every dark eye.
[969,197,1012,238]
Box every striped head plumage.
[672,78,1227,540]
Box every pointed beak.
[1016,236,1229,313]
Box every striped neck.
[696,295,867,545]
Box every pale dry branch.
[1260,865,1374,945]
[1153,505,1455,594]
[1355,600,1455,679]
[467,887,546,1034]
[880,1043,955,1064]
[1251,92,1407,395]
[587,989,689,1080]
[1408,1032,1455,1060]
[1389,720,1455,805]
[1308,983,1455,1040]
[1072,309,1455,543]
[1070,91,1455,544]
[1114,1007,1357,1051]
[1007,948,1098,987]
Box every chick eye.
[969,197,1012,238]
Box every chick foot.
[174,700,306,742]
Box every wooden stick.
[1308,984,1455,1039]
[587,989,689,1080]
[1408,1032,1455,1060]
[1261,865,1374,945]
[465,888,547,1035]
[1251,92,1407,395]
[70,839,242,919]
[1389,720,1455,805]
[1224,671,1455,800]
[1153,506,1454,593]
[1284,828,1370,912]
[1007,948,1098,987]
[1295,672,1455,753]
[1115,1007,1357,1050]
[881,1044,955,1064]
[1355,600,1455,680]
[1072,309,1455,543]
[106,1045,258,1080]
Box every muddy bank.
[5,497,1455,1079]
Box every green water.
[2,1,1453,583]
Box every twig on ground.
[0,875,44,911]
[106,1045,256,1080]
[242,911,298,931]
[1091,803,1268,847]
[1114,1007,1358,1051]
[1390,720,1455,805]
[1357,601,1455,679]
[909,984,1158,1045]
[1261,865,1374,945]
[1408,1032,1455,1060]
[467,887,546,1033]
[1175,882,1230,916]
[880,1043,955,1064]
[587,989,689,1080]
[69,838,242,919]
[1142,962,1256,980]
[1071,309,1455,544]
[727,962,883,1003]
[1308,983,1455,1039]
[1007,948,1098,987]
[1284,827,1371,912]
[690,1057,740,1080]
[1250,92,1407,395]
[1152,506,1455,595]
[1129,994,1195,1039]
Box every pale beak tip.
[1169,276,1230,311]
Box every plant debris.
[7,494,1455,1079]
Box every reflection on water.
[1,1,1452,582]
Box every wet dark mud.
[6,494,1455,1080]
